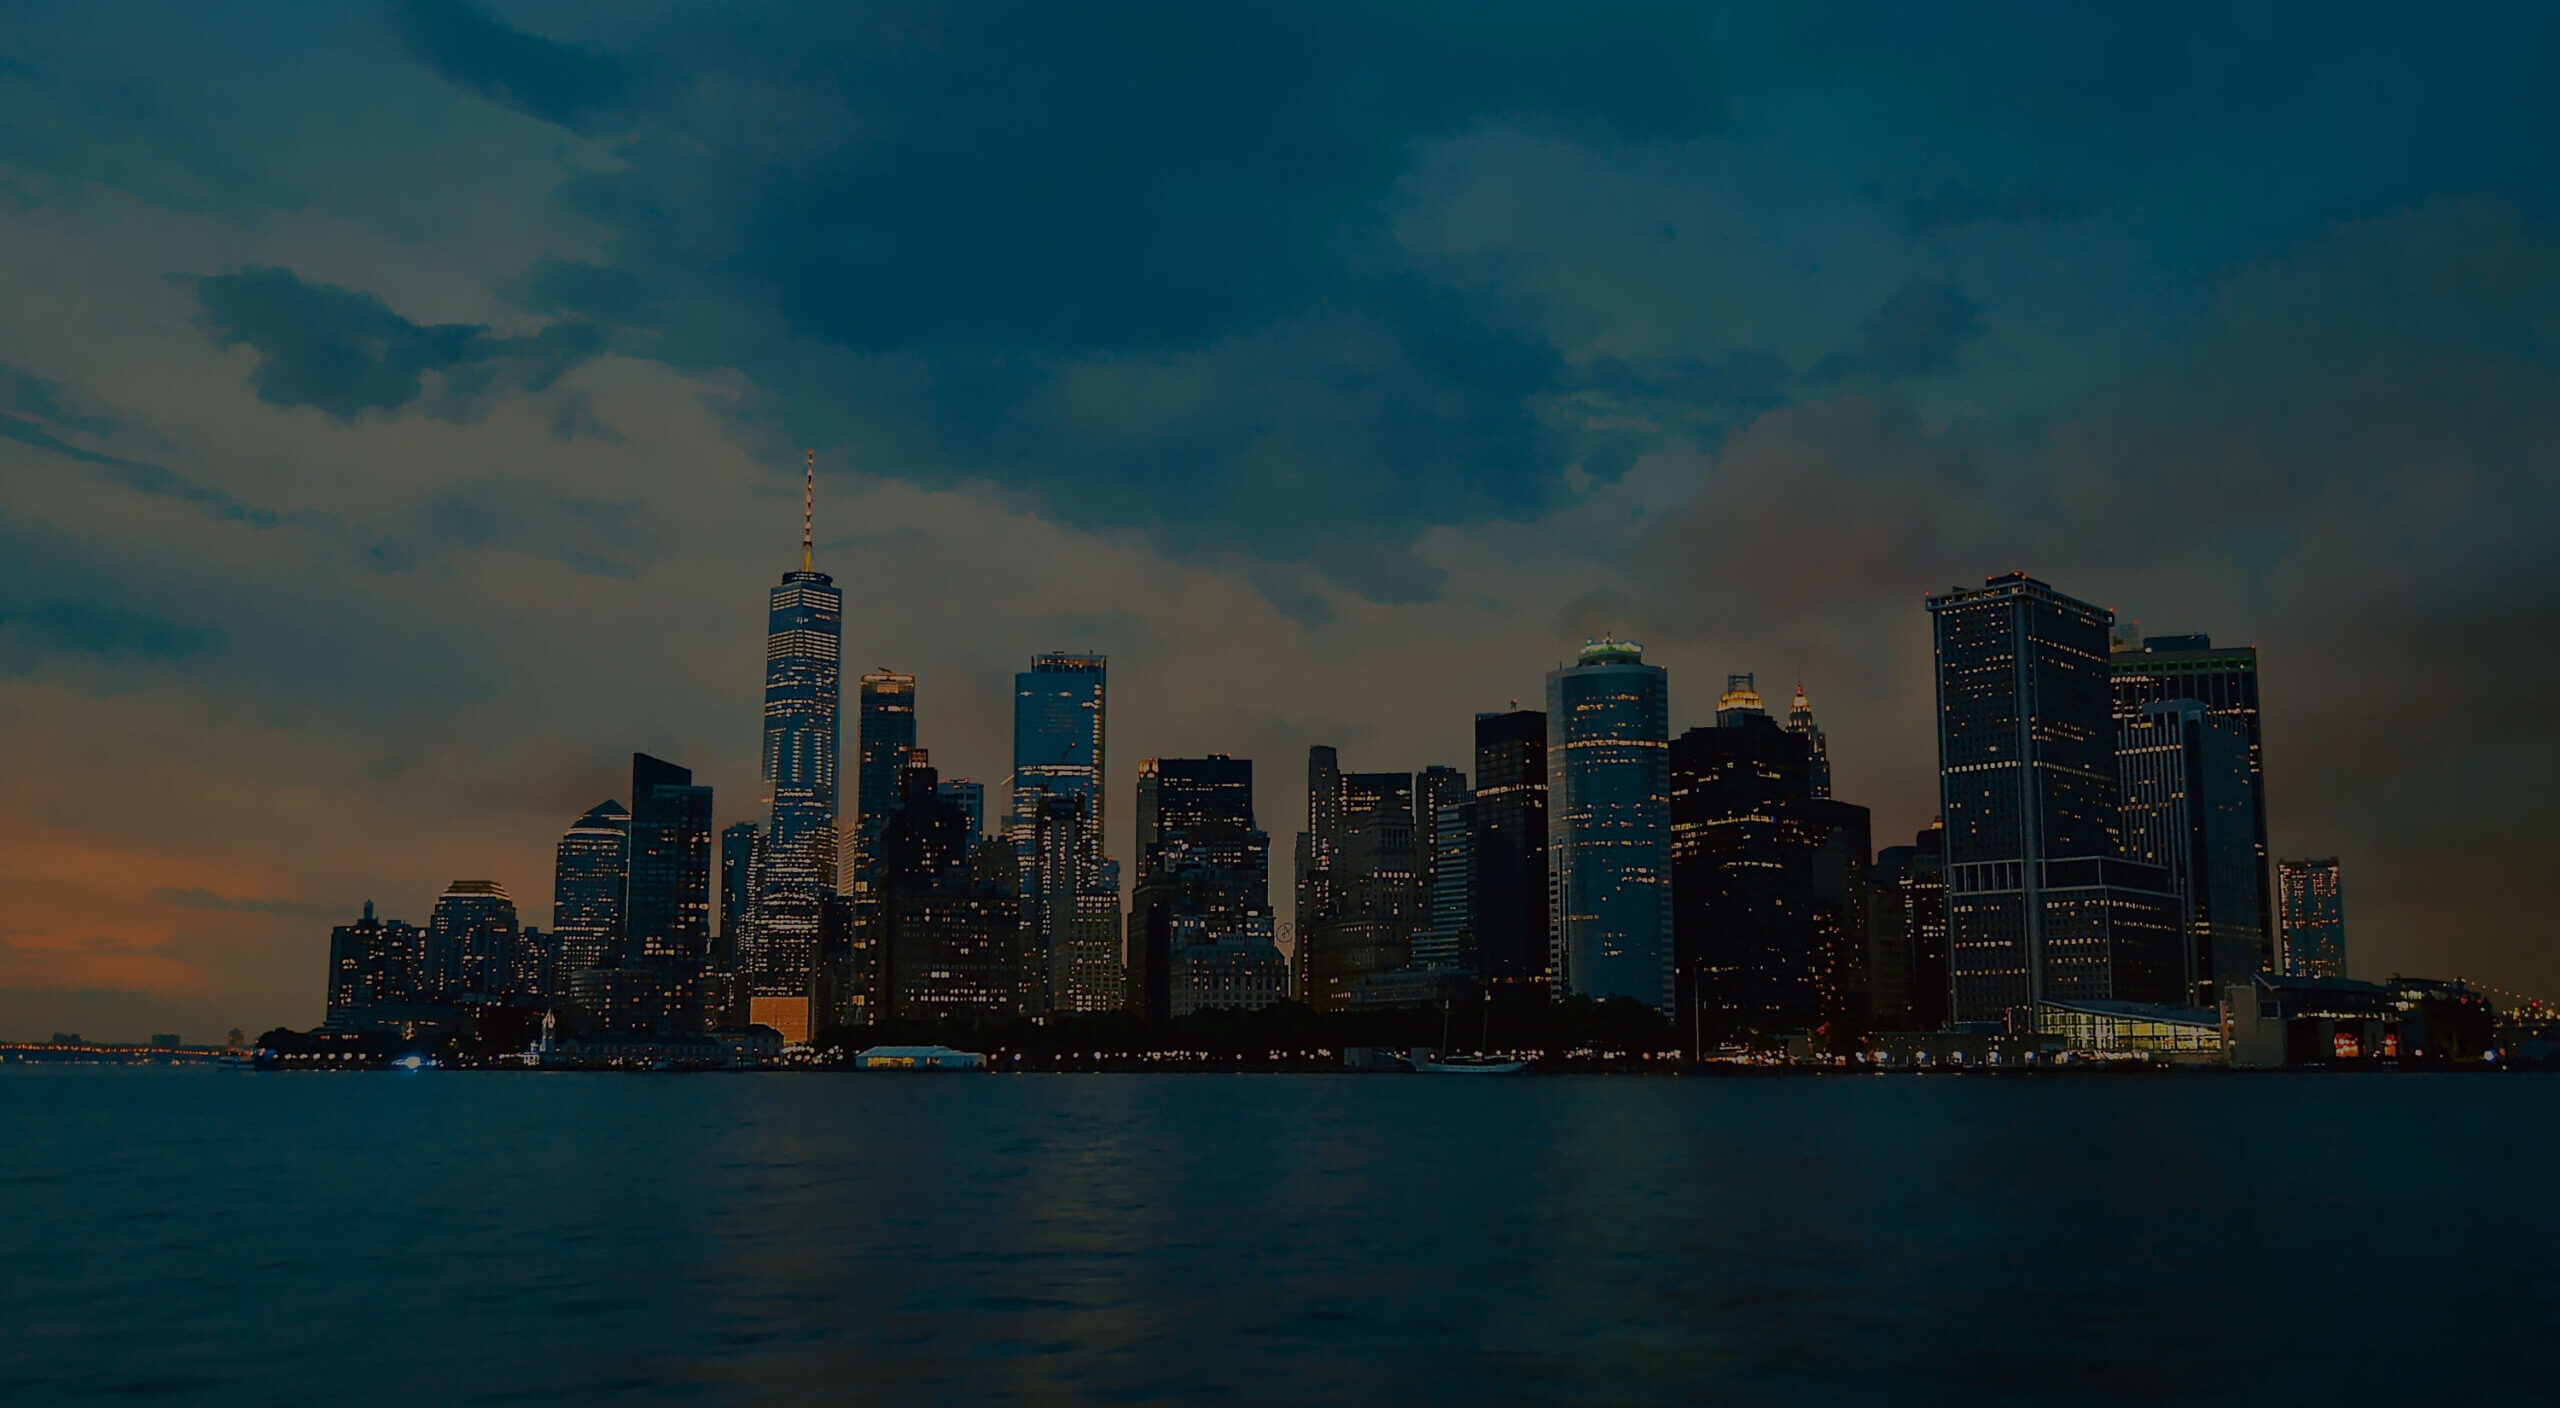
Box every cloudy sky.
[4,1,2557,1040]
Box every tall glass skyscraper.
[1011,652,1117,1012]
[553,800,629,979]
[2117,699,2266,1010]
[2111,633,2274,952]
[626,753,715,966]
[1546,638,1672,1012]
[1927,573,2184,1026]
[1013,652,1108,829]
[855,671,918,865]
[755,454,843,1007]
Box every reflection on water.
[5,1069,2554,1405]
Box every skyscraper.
[1013,653,1108,831]
[1547,638,1673,1012]
[1130,755,1280,1018]
[718,820,760,953]
[853,670,919,899]
[428,880,520,1000]
[1470,708,1549,997]
[622,752,715,1032]
[875,750,1020,1021]
[1011,652,1116,1012]
[938,778,986,841]
[1295,756,1424,1010]
[553,801,630,982]
[2118,699,2267,1010]
[1788,685,1832,800]
[2111,633,2275,953]
[1869,819,1949,1031]
[2277,857,2346,978]
[1412,770,1474,975]
[755,453,844,1021]
[1926,573,2184,1026]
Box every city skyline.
[6,4,2559,1042]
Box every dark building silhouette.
[1871,819,1949,1030]
[876,750,1019,1021]
[1927,574,2184,1026]
[607,752,715,1033]
[1669,710,1872,1037]
[1548,639,1672,1012]
[1470,708,1549,998]
[1009,653,1119,1014]
[850,669,917,926]
[1787,685,1832,800]
[1130,755,1280,1019]
[1412,771,1474,974]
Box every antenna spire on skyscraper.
[801,449,815,573]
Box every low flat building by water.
[850,1045,985,1070]
[2035,998,2224,1057]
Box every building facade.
[754,459,843,1015]
[1470,709,1549,998]
[1927,574,2184,1027]
[2277,857,2346,978]
[2111,632,2274,946]
[553,801,629,982]
[1547,639,1673,1012]
[2117,698,2268,1010]
[1131,755,1283,1018]
[622,752,715,1032]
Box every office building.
[2278,857,2346,978]
[755,453,843,1011]
[1871,819,1947,1031]
[1413,785,1474,974]
[552,801,628,983]
[1927,573,2184,1026]
[1669,706,1871,1036]
[1547,638,1673,1012]
[1010,652,1118,1012]
[718,820,759,955]
[428,880,520,1001]
[624,752,716,1033]
[852,669,918,908]
[1470,708,1549,997]
[1131,756,1281,1018]
[1296,754,1425,1011]
[2111,632,2274,946]
[2118,699,2267,1010]
[938,778,986,841]
[875,751,1020,1022]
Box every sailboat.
[1410,995,1528,1074]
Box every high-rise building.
[876,750,1019,1021]
[1130,756,1281,1018]
[1295,755,1424,1011]
[1870,819,1948,1031]
[327,900,386,1017]
[2117,699,2267,1010]
[1013,653,1108,832]
[1788,685,1832,800]
[1715,673,1767,728]
[1927,573,2184,1026]
[1547,639,1673,1012]
[554,801,629,983]
[1010,652,1117,1012]
[755,453,843,1011]
[428,880,520,1001]
[938,778,986,842]
[1413,780,1475,975]
[324,900,430,1027]
[852,670,919,904]
[2277,857,2346,979]
[718,820,760,952]
[2111,633,2275,954]
[622,752,715,1032]
[1470,709,1549,998]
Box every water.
[4,1068,2553,1405]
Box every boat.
[1410,1053,1528,1075]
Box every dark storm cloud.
[1806,280,1985,385]
[0,599,224,664]
[0,363,336,531]
[440,2,1737,601]
[385,0,627,133]
[192,267,599,422]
